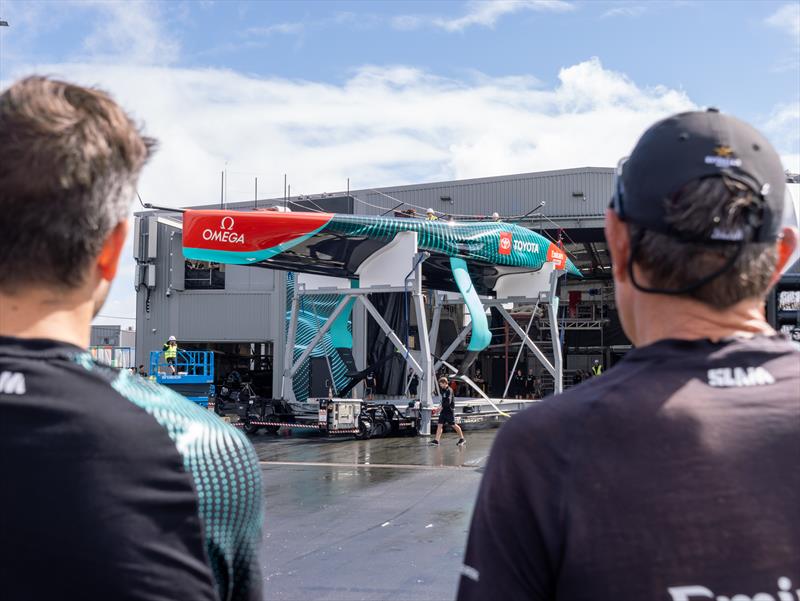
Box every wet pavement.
[253,429,499,601]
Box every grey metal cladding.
[176,293,273,341]
[225,265,275,291]
[90,325,120,347]
[348,167,613,220]
[214,167,614,221]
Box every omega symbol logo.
[201,215,245,244]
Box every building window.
[185,260,225,290]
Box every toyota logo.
[221,216,235,230]
[500,238,511,250]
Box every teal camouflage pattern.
[286,272,352,402]
[73,355,263,601]
[322,215,578,273]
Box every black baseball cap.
[611,108,787,243]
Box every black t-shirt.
[458,335,800,601]
[0,337,263,601]
[440,387,454,413]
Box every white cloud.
[391,15,425,31]
[765,3,800,71]
[81,0,179,65]
[602,5,646,19]
[12,56,693,319]
[763,101,800,173]
[765,3,800,42]
[245,22,305,37]
[394,0,575,33]
[10,56,693,207]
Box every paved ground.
[252,429,499,601]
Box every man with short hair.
[431,376,466,447]
[458,109,799,601]
[0,77,263,601]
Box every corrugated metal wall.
[352,168,613,221]
[91,325,120,346]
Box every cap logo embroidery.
[704,145,742,168]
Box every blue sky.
[1,0,798,323]
[4,1,798,120]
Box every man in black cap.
[457,109,799,601]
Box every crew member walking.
[431,376,465,446]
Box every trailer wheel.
[243,423,262,435]
[356,417,373,440]
[372,421,389,438]
[264,425,280,435]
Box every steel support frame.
[431,270,565,395]
[279,256,436,435]
[280,265,564,430]
[433,324,472,373]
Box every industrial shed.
[133,168,798,399]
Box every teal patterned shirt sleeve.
[108,367,263,601]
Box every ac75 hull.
[182,210,579,295]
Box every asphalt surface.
[252,429,499,601]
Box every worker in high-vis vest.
[163,335,178,374]
[591,359,603,376]
[426,208,438,221]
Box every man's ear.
[96,220,130,282]
[604,209,630,284]
[771,226,799,287]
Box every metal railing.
[149,350,214,379]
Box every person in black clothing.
[473,368,486,392]
[0,77,263,601]
[458,109,799,601]
[573,368,584,385]
[431,376,465,446]
[511,368,525,399]
[524,368,535,399]
[365,371,377,400]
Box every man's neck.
[0,289,94,349]
[629,293,774,348]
